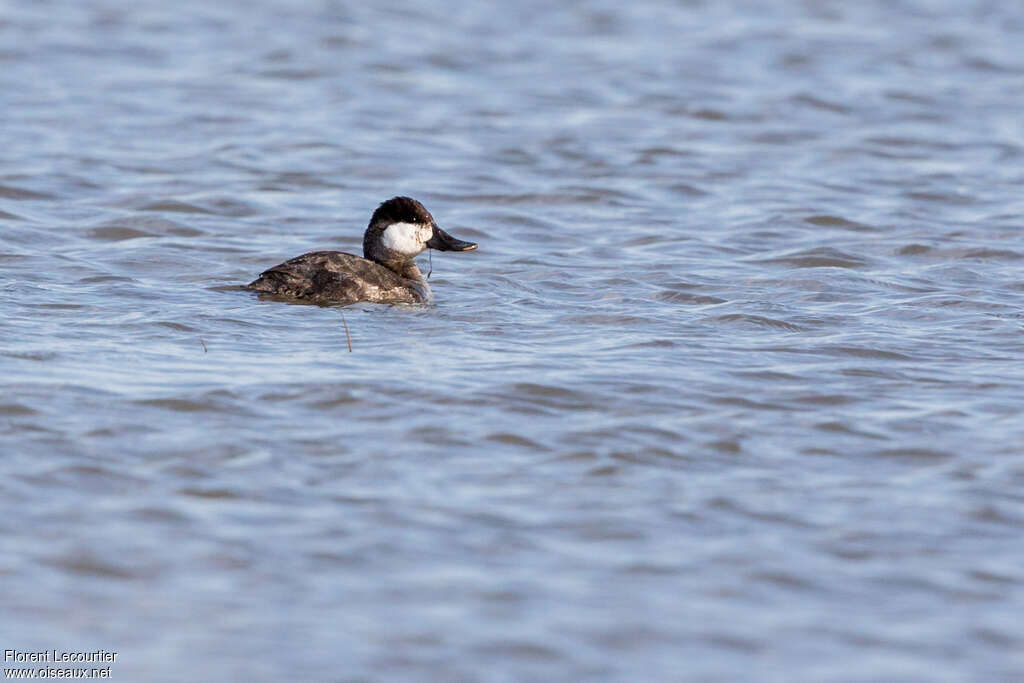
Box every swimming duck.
[246,196,477,305]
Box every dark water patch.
[962,56,1020,74]
[154,321,199,332]
[700,632,763,653]
[626,425,687,446]
[882,89,939,106]
[703,314,803,332]
[747,568,818,591]
[0,184,55,200]
[261,171,346,191]
[304,391,360,409]
[129,505,192,525]
[2,350,60,361]
[89,216,203,239]
[42,551,157,580]
[491,383,599,413]
[136,397,234,413]
[197,196,262,217]
[751,247,870,270]
[909,295,1013,311]
[707,439,742,455]
[590,276,638,289]
[690,108,729,121]
[42,464,149,494]
[76,275,138,284]
[253,67,324,80]
[407,426,474,448]
[898,245,1023,262]
[904,191,980,205]
[486,432,548,450]
[429,191,627,206]
[710,395,788,411]
[968,505,1023,525]
[655,279,716,291]
[793,393,857,406]
[178,486,243,500]
[731,370,802,382]
[33,302,90,311]
[83,425,153,438]
[789,94,851,114]
[471,641,563,662]
[139,200,213,214]
[623,339,676,349]
[620,234,672,248]
[89,225,154,240]
[959,248,1023,261]
[559,314,656,326]
[634,145,697,161]
[871,448,953,460]
[971,627,1021,649]
[0,403,38,416]
[803,215,875,231]
[748,130,817,145]
[667,183,709,197]
[815,422,887,440]
[706,497,818,529]
[826,345,915,361]
[864,136,958,151]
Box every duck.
[246,196,477,305]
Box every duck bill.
[426,225,477,252]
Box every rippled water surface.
[3,0,1024,679]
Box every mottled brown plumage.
[246,196,476,306]
[248,251,426,305]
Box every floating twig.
[340,310,353,352]
[200,338,208,353]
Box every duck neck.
[379,257,432,302]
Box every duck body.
[246,196,476,306]
[248,250,429,305]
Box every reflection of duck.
[246,197,477,305]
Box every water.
[2,0,1024,679]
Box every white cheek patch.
[381,222,431,255]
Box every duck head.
[363,196,477,266]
